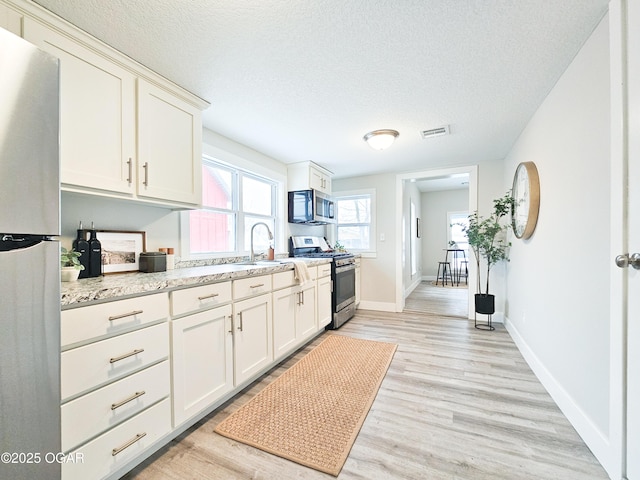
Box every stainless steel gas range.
[289,236,356,329]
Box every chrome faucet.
[249,222,273,263]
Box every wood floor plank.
[122,284,608,480]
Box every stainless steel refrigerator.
[0,27,61,480]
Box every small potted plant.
[60,247,84,282]
[461,192,514,328]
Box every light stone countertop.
[61,258,330,309]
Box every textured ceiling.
[33,0,608,179]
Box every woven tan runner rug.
[214,334,397,476]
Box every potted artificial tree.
[462,192,513,329]
[60,246,85,282]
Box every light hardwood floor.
[123,286,608,480]
[403,280,468,318]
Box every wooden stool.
[436,261,453,286]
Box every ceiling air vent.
[420,125,450,139]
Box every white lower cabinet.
[297,282,317,340]
[272,270,319,361]
[61,361,170,452]
[62,398,171,480]
[317,273,333,330]
[171,304,234,427]
[60,294,171,480]
[61,323,169,402]
[58,264,334,478]
[233,292,273,385]
[272,286,298,359]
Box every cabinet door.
[317,275,332,330]
[0,4,22,35]
[296,283,317,341]
[171,304,233,426]
[137,78,202,205]
[272,287,296,360]
[233,293,273,385]
[309,165,331,194]
[23,18,136,195]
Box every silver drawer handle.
[110,348,144,364]
[197,293,219,300]
[249,283,265,288]
[111,391,146,410]
[108,310,143,321]
[112,432,146,456]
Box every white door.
[612,1,640,478]
[626,1,640,476]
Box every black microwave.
[288,189,335,224]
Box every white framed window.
[334,189,376,253]
[185,156,277,258]
[448,211,469,250]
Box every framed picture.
[96,230,146,274]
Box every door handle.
[615,253,640,269]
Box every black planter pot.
[474,294,495,315]
[474,294,495,331]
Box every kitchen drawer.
[62,398,171,480]
[233,274,272,300]
[171,281,232,317]
[61,293,169,349]
[317,263,332,278]
[61,361,170,452]
[61,323,169,402]
[273,265,319,290]
[272,270,296,290]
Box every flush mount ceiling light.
[363,129,399,150]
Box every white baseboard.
[404,277,422,298]
[504,317,611,475]
[358,300,398,312]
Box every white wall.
[333,173,397,311]
[503,14,611,472]
[421,189,468,278]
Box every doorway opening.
[395,165,478,317]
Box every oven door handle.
[335,263,356,274]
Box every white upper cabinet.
[24,18,136,195]
[19,4,208,208]
[0,3,22,35]
[137,79,202,205]
[288,161,333,194]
